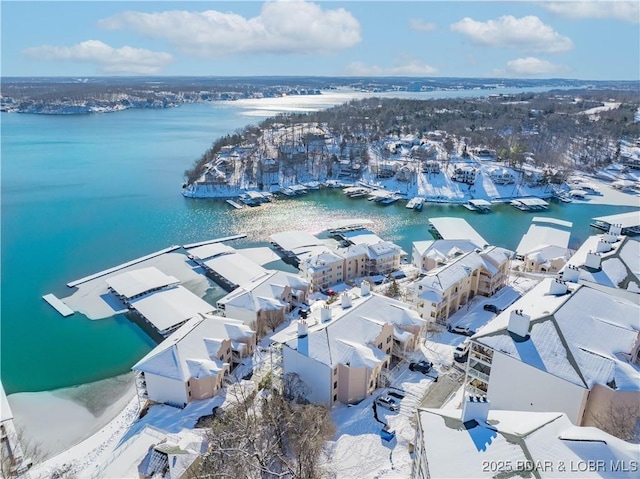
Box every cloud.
[98,1,361,57]
[346,60,437,76]
[409,19,437,32]
[542,1,639,24]
[494,57,571,76]
[23,40,173,74]
[451,15,573,53]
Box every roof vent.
[361,280,371,297]
[320,306,332,323]
[341,292,352,309]
[595,240,612,254]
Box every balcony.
[467,365,490,383]
[470,350,493,366]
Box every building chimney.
[595,239,612,253]
[560,265,580,283]
[549,278,568,295]
[585,251,602,269]
[297,319,309,356]
[462,395,490,424]
[608,223,622,236]
[507,309,531,338]
[320,306,332,323]
[341,292,352,309]
[361,280,371,297]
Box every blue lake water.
[1,90,636,394]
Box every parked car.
[409,360,433,374]
[447,324,475,336]
[483,304,501,313]
[454,341,470,362]
[376,395,399,411]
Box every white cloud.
[542,1,639,24]
[409,19,437,32]
[494,57,571,76]
[23,40,173,74]
[98,1,361,57]
[451,15,573,53]
[346,60,437,76]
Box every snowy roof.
[202,252,267,287]
[514,197,549,207]
[187,243,234,260]
[429,217,487,248]
[342,229,385,246]
[516,223,571,257]
[474,279,640,391]
[130,285,215,333]
[270,231,325,256]
[416,250,486,295]
[301,250,344,272]
[417,409,640,479]
[105,267,179,299]
[593,210,640,229]
[366,241,402,258]
[413,239,478,261]
[217,270,309,313]
[563,235,639,289]
[531,216,573,228]
[469,199,492,207]
[526,244,571,264]
[133,314,254,380]
[284,292,424,368]
[327,218,374,232]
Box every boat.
[414,198,425,211]
[406,197,425,210]
[378,195,401,205]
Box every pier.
[183,234,247,250]
[225,199,244,209]
[591,210,640,235]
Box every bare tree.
[1,426,43,479]
[587,403,640,443]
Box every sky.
[1,1,639,80]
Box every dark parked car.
[447,324,475,336]
[483,304,501,313]
[376,395,399,411]
[409,360,433,374]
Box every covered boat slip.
[463,198,492,212]
[428,217,488,248]
[106,267,179,300]
[591,210,640,235]
[510,197,549,211]
[129,285,215,336]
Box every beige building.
[279,284,426,407]
[132,314,256,408]
[413,246,512,324]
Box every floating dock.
[42,293,74,316]
[591,210,640,235]
[183,234,247,250]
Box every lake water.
[1,88,635,394]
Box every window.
[333,381,338,389]
[386,348,391,354]
[377,343,383,349]
[386,336,391,343]
[227,348,231,354]
[333,394,337,402]
[333,367,338,375]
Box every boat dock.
[463,199,492,212]
[591,210,640,235]
[226,199,244,209]
[183,234,247,250]
[67,245,182,288]
[406,197,425,210]
[42,293,75,316]
[428,217,488,247]
[510,197,549,211]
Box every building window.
[333,367,338,375]
[334,381,338,389]
[377,343,383,349]
[386,336,391,343]
[333,394,337,402]
[386,348,391,354]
